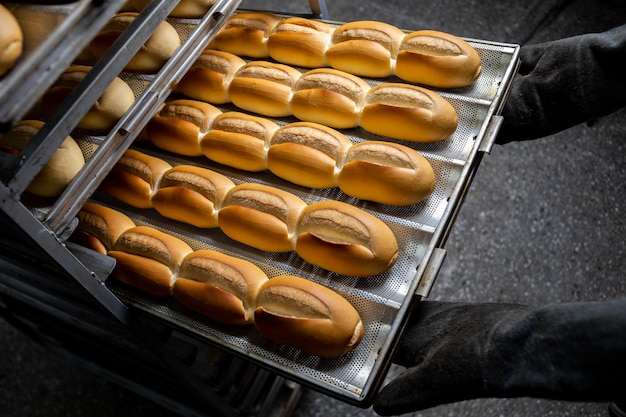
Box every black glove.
[497,24,626,142]
[373,299,626,416]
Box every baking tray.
[78,14,520,406]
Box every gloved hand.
[373,299,626,416]
[497,24,626,142]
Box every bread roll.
[174,250,269,325]
[90,12,180,73]
[211,12,281,58]
[0,4,23,77]
[41,66,136,132]
[72,202,136,254]
[291,68,369,129]
[152,165,235,228]
[99,149,172,208]
[254,275,363,357]
[217,183,307,253]
[396,30,482,88]
[360,83,458,142]
[147,99,221,157]
[109,226,193,296]
[326,20,405,78]
[295,200,398,277]
[130,0,216,17]
[228,61,302,117]
[337,141,435,206]
[177,49,246,104]
[0,120,85,198]
[200,111,279,172]
[267,17,333,68]
[267,122,351,189]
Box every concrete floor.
[1,0,624,416]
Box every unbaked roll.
[211,12,282,58]
[151,165,235,228]
[326,20,405,78]
[147,99,221,157]
[217,183,307,253]
[99,149,172,208]
[396,30,482,88]
[291,68,369,129]
[130,0,216,18]
[41,66,136,132]
[267,121,351,189]
[360,83,458,142]
[0,4,23,77]
[295,200,398,277]
[71,202,136,254]
[337,141,435,206]
[267,17,333,68]
[174,250,269,325]
[254,275,363,357]
[0,120,85,198]
[109,226,193,296]
[200,111,279,172]
[177,49,246,104]
[90,12,181,72]
[227,61,302,117]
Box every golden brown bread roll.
[0,120,85,198]
[291,68,370,129]
[217,183,307,253]
[90,12,181,73]
[266,17,333,68]
[337,141,436,206]
[176,49,245,104]
[227,61,302,117]
[200,111,279,172]
[72,202,136,254]
[395,30,482,88]
[147,99,221,157]
[151,165,235,228]
[41,66,136,132]
[211,12,282,58]
[360,83,458,142]
[267,121,351,189]
[109,226,193,296]
[130,0,216,18]
[325,20,405,78]
[174,250,269,325]
[0,4,23,77]
[99,149,172,208]
[295,200,398,277]
[254,275,363,357]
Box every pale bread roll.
[151,165,235,228]
[360,83,458,142]
[147,99,221,157]
[254,275,364,357]
[337,141,436,206]
[267,17,333,68]
[295,200,398,277]
[0,4,23,77]
[217,183,307,253]
[174,250,269,325]
[396,30,482,88]
[200,111,279,172]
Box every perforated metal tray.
[79,20,520,406]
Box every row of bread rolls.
[209,12,482,89]
[0,4,23,78]
[176,49,459,143]
[71,202,364,357]
[0,120,85,198]
[98,149,399,277]
[145,99,436,206]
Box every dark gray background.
[1,0,624,416]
